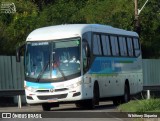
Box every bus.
[16,24,143,111]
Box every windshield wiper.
[53,60,67,80]
[36,61,49,82]
[36,60,67,82]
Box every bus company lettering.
[12,113,42,118]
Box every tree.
[139,0,160,58]
[0,0,160,58]
[39,0,87,26]
[80,0,134,29]
[0,0,39,55]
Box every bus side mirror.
[83,40,91,70]
[85,44,90,58]
[83,39,90,57]
[16,43,25,62]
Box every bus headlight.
[67,81,82,89]
[25,86,37,92]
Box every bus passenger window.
[110,36,119,56]
[101,35,111,56]
[133,38,140,56]
[119,37,127,56]
[127,38,134,56]
[93,34,102,55]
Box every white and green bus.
[16,24,143,111]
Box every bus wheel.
[113,84,130,105]
[42,103,51,111]
[42,103,59,111]
[113,98,121,106]
[122,84,130,103]
[75,101,86,108]
[88,82,100,109]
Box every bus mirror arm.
[83,39,90,57]
[16,48,20,62]
[86,57,90,69]
[16,43,25,62]
[86,44,90,58]
[86,45,91,68]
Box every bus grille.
[36,90,49,93]
[36,88,68,93]
[37,94,68,100]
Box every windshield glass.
[25,38,81,82]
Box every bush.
[118,99,160,112]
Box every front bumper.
[25,86,82,104]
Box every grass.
[118,98,160,112]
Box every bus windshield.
[25,38,81,82]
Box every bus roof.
[26,24,138,41]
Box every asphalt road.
[0,101,132,121]
[0,101,116,112]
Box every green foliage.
[118,99,160,112]
[81,0,134,30]
[0,0,160,58]
[39,0,87,25]
[0,0,39,55]
[139,0,160,58]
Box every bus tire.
[75,100,91,109]
[75,102,81,108]
[94,82,100,105]
[122,83,130,103]
[42,103,51,111]
[88,82,100,109]
[113,98,121,106]
[113,83,130,105]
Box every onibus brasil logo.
[1,2,16,13]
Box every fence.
[143,59,160,91]
[0,56,24,97]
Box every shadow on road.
[50,103,116,111]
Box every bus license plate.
[48,98,58,102]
